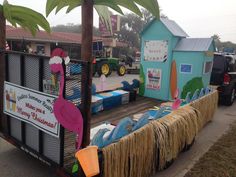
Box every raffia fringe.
[102,91,218,177]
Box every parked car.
[210,53,236,105]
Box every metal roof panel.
[160,18,188,37]
[174,38,214,51]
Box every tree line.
[212,34,236,53]
[51,10,159,51]
[51,14,236,54]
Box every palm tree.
[0,0,50,132]
[46,0,160,32]
[46,0,160,147]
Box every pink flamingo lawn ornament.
[172,88,182,110]
[49,48,83,149]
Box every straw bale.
[102,91,218,177]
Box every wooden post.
[0,9,6,132]
[81,0,93,147]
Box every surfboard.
[170,60,177,99]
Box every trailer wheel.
[97,61,111,77]
[223,88,235,106]
[182,137,195,152]
[117,65,126,76]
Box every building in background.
[6,25,128,59]
[98,15,131,58]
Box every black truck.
[210,53,236,105]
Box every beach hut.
[140,18,215,100]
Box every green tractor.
[93,57,126,77]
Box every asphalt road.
[0,138,57,177]
[1,74,236,177]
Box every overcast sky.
[2,0,236,42]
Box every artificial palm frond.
[134,0,160,19]
[94,5,112,33]
[46,0,160,32]
[46,0,83,16]
[2,0,51,36]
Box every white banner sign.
[4,82,60,138]
[144,40,168,62]
[146,68,162,90]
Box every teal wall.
[173,51,205,97]
[140,19,214,101]
[140,20,181,100]
[173,42,214,98]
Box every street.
[1,73,236,177]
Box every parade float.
[88,18,217,177]
[0,1,218,177]
[1,25,218,177]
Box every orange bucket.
[75,146,100,177]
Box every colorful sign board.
[144,40,168,62]
[4,82,60,138]
[146,69,162,90]
[99,15,120,36]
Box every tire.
[223,88,235,106]
[182,138,195,152]
[97,61,111,77]
[164,159,174,169]
[117,65,126,76]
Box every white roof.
[161,18,188,37]
[174,38,214,52]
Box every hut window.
[180,64,192,74]
[203,61,213,74]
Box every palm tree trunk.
[81,0,93,147]
[0,9,6,132]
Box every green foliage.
[0,5,3,13]
[94,0,123,15]
[46,0,160,18]
[134,0,160,19]
[212,34,236,52]
[51,23,101,36]
[117,9,167,49]
[181,77,204,99]
[46,0,82,16]
[72,162,79,173]
[94,5,113,33]
[46,0,160,32]
[117,10,152,49]
[139,64,145,96]
[2,0,50,36]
